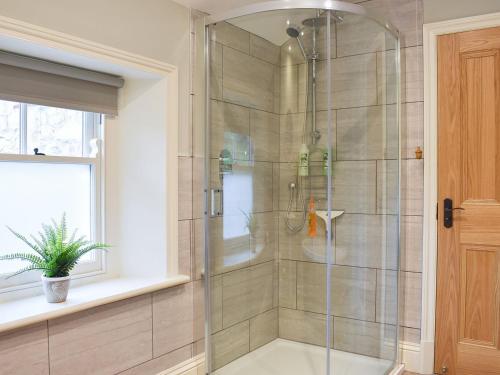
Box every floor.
[213,339,395,375]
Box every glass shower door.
[204,8,333,374]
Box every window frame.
[0,107,105,293]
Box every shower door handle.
[210,188,223,217]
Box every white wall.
[424,0,500,23]
[0,0,192,155]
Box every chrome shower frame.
[203,1,401,374]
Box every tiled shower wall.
[202,21,281,370]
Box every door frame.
[421,11,500,374]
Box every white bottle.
[298,143,309,177]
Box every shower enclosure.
[201,1,401,374]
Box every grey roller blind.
[0,51,124,115]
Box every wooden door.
[436,27,500,375]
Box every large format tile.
[279,259,297,309]
[375,270,422,329]
[335,214,398,270]
[252,162,274,212]
[401,102,424,159]
[250,212,278,265]
[210,100,250,160]
[193,279,205,342]
[192,157,205,220]
[337,105,398,160]
[193,218,204,280]
[211,275,223,333]
[120,344,192,375]
[250,308,278,351]
[280,113,305,162]
[210,42,223,100]
[223,47,276,112]
[400,215,423,273]
[211,22,249,54]
[280,64,299,114]
[250,34,280,66]
[49,295,152,375]
[333,161,377,214]
[297,262,377,321]
[178,220,192,277]
[402,159,424,215]
[336,13,387,57]
[209,216,250,275]
[333,317,396,360]
[279,308,332,347]
[402,46,423,103]
[250,109,279,162]
[0,322,49,375]
[153,283,194,357]
[211,321,250,370]
[331,54,378,109]
[178,157,193,220]
[222,261,274,327]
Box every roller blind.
[0,51,124,115]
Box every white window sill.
[0,274,190,333]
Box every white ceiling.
[173,0,262,16]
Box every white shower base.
[214,339,401,375]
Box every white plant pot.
[41,275,71,303]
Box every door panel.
[436,26,500,374]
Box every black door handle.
[443,198,464,228]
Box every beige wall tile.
[250,110,279,162]
[401,327,421,344]
[179,220,192,277]
[273,163,280,211]
[211,320,249,370]
[279,308,332,347]
[120,344,192,375]
[209,215,250,275]
[153,283,194,357]
[193,280,205,341]
[250,212,278,265]
[402,159,424,215]
[211,22,249,54]
[210,100,250,160]
[402,46,423,103]
[193,218,204,280]
[192,157,205,220]
[210,42,223,100]
[280,113,304,162]
[335,214,398,269]
[377,50,398,105]
[331,54,378,109]
[402,102,424,159]
[333,317,396,360]
[333,161,377,214]
[401,215,423,272]
[337,105,398,160]
[178,157,193,220]
[49,295,152,375]
[377,159,424,215]
[376,270,422,329]
[280,64,299,114]
[297,262,377,321]
[211,275,223,333]
[253,162,274,212]
[337,14,387,57]
[250,308,278,350]
[250,34,280,66]
[223,47,276,112]
[0,322,49,375]
[222,261,274,328]
[279,259,297,309]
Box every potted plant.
[0,214,109,303]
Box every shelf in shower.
[316,210,344,225]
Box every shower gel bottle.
[298,143,309,177]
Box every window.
[0,99,104,292]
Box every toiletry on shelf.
[308,196,317,238]
[298,143,309,176]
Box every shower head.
[286,26,301,38]
[285,25,308,61]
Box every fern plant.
[0,214,109,278]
